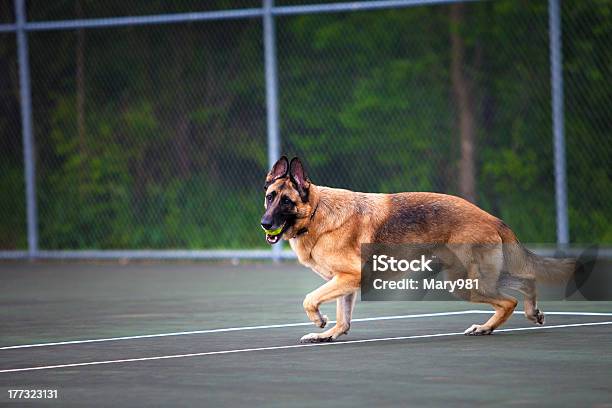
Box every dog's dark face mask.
[261,156,310,245]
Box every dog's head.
[261,156,313,244]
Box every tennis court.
[1,0,611,406]
[1,262,611,406]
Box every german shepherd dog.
[261,156,575,343]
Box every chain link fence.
[0,0,610,258]
[278,1,558,245]
[30,19,266,250]
[562,0,612,244]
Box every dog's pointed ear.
[289,157,310,201]
[264,155,289,189]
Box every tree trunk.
[74,0,89,201]
[75,0,87,169]
[173,27,193,180]
[450,3,477,203]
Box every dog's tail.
[497,221,575,283]
[521,247,576,283]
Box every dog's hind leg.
[524,296,545,325]
[464,292,518,335]
[461,247,519,335]
[497,275,544,325]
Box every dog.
[261,156,575,342]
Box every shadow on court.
[1,262,611,407]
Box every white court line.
[0,311,474,350]
[2,310,612,351]
[1,321,611,374]
[493,311,612,316]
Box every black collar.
[296,201,319,237]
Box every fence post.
[549,0,569,247]
[15,0,38,259]
[263,0,282,262]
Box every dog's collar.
[296,201,319,237]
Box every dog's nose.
[261,221,273,230]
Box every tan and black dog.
[261,156,575,343]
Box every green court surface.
[1,262,611,407]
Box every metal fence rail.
[0,0,577,260]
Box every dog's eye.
[281,197,293,206]
[266,193,274,202]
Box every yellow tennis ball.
[262,225,283,236]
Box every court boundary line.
[2,310,611,351]
[0,311,473,350]
[1,320,610,374]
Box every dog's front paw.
[464,324,493,336]
[299,333,333,343]
[315,314,328,329]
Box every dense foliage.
[0,0,610,249]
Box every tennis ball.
[262,225,283,236]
